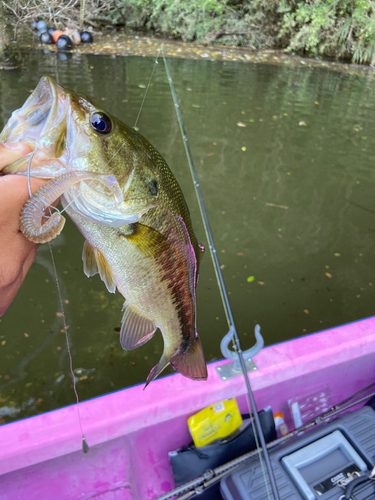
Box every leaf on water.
[237,252,244,256]
[56,312,63,317]
[273,115,278,119]
[325,265,330,269]
[192,104,200,108]
[237,122,246,127]
[315,101,319,105]
[241,147,247,151]
[304,309,309,315]
[247,276,255,282]
[248,119,255,122]
[299,121,307,127]
[265,202,288,210]
[213,142,217,145]
[257,281,265,285]
[325,272,332,278]
[334,253,341,257]
[220,265,226,269]
[138,84,146,88]
[284,113,288,116]
[1,341,6,346]
[207,152,215,157]
[24,332,29,338]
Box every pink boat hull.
[0,317,375,500]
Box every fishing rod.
[154,382,375,499]
[162,52,280,500]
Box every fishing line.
[134,49,161,129]
[162,49,279,500]
[48,243,89,453]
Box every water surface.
[1,51,375,422]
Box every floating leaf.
[314,101,319,105]
[247,276,255,282]
[257,281,265,285]
[325,265,330,269]
[299,121,307,127]
[334,253,341,257]
[138,84,146,88]
[248,119,255,123]
[241,146,247,151]
[237,122,246,127]
[304,309,309,315]
[325,272,332,278]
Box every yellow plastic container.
[188,399,242,448]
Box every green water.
[1,50,375,422]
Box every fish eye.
[90,112,112,134]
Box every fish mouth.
[0,76,69,176]
[0,76,60,144]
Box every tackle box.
[220,405,375,500]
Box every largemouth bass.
[0,76,207,385]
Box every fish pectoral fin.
[96,249,116,294]
[82,241,116,294]
[124,222,169,257]
[120,303,156,351]
[171,336,207,381]
[144,353,171,389]
[82,240,99,277]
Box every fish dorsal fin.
[125,223,169,257]
[82,240,116,294]
[120,303,156,351]
[145,352,171,388]
[171,336,207,381]
[82,240,99,277]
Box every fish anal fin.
[82,240,99,278]
[125,223,169,257]
[96,248,116,294]
[171,336,207,381]
[144,353,171,389]
[120,303,156,351]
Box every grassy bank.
[4,0,375,65]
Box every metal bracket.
[216,325,264,381]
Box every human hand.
[0,143,49,316]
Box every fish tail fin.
[144,354,171,389]
[171,336,207,381]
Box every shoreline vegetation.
[2,0,375,68]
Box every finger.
[0,143,32,171]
